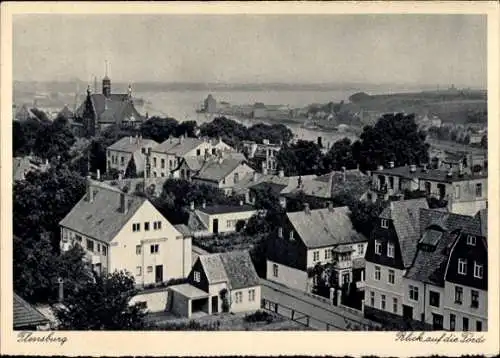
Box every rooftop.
[108,136,158,153]
[287,206,366,249]
[152,137,205,157]
[169,283,208,299]
[196,204,257,215]
[374,165,487,182]
[198,251,260,289]
[13,293,49,329]
[193,157,248,183]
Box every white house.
[59,179,192,286]
[168,251,261,317]
[106,135,158,175]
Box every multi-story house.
[242,139,282,174]
[191,157,255,195]
[266,204,367,293]
[369,163,487,216]
[13,156,50,181]
[106,136,158,176]
[363,198,429,326]
[168,250,261,318]
[59,179,192,286]
[364,201,488,331]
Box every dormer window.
[458,258,467,275]
[289,230,295,241]
[375,240,382,255]
[466,235,476,246]
[381,219,389,229]
[278,227,283,238]
[387,242,395,258]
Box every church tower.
[102,60,111,98]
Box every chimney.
[179,135,184,144]
[202,200,206,209]
[45,158,49,166]
[96,169,101,181]
[239,200,244,206]
[190,201,195,211]
[279,169,285,178]
[377,165,384,171]
[328,202,334,212]
[409,164,417,173]
[118,172,123,181]
[304,203,310,214]
[86,176,93,202]
[129,136,133,144]
[261,162,268,175]
[367,170,371,177]
[57,277,64,303]
[119,191,130,214]
[252,172,259,182]
[341,166,346,182]
[389,161,395,168]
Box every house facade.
[168,251,261,317]
[59,179,192,286]
[106,136,158,175]
[266,204,367,293]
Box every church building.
[74,71,144,137]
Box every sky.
[13,14,487,88]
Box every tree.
[356,113,429,171]
[33,121,76,162]
[13,118,44,156]
[348,199,387,238]
[247,123,293,145]
[124,157,137,178]
[140,116,179,142]
[322,137,358,172]
[175,120,198,138]
[30,108,51,123]
[276,140,323,176]
[199,116,249,148]
[56,271,146,330]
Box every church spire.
[102,60,111,98]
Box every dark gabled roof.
[13,293,49,329]
[59,180,146,243]
[287,206,366,249]
[152,137,205,156]
[374,165,487,182]
[196,204,257,215]
[379,198,429,267]
[198,251,260,289]
[76,93,142,124]
[419,209,482,237]
[250,182,289,196]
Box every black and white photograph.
[2,2,499,357]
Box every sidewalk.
[261,278,380,328]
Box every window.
[226,220,237,228]
[381,294,386,310]
[196,149,201,156]
[393,298,398,314]
[132,223,141,232]
[273,264,278,277]
[325,249,332,260]
[144,222,150,231]
[375,240,382,255]
[153,221,162,230]
[476,321,482,332]
[235,292,243,304]
[409,285,419,301]
[147,266,153,273]
[358,244,364,256]
[454,185,460,199]
[467,235,476,246]
[342,273,350,285]
[169,160,173,168]
[375,266,381,280]
[121,156,125,165]
[289,230,294,241]
[475,183,482,197]
[141,148,146,154]
[161,159,165,169]
[449,314,456,331]
[150,244,159,254]
[458,258,467,275]
[471,290,479,308]
[370,291,375,307]
[463,317,469,331]
[455,286,463,304]
[153,157,157,167]
[75,235,82,243]
[136,245,141,255]
[248,289,256,302]
[278,227,283,238]
[429,291,440,307]
[97,243,101,253]
[136,266,142,276]
[388,269,395,284]
[234,173,239,184]
[86,239,94,252]
[389,177,394,190]
[381,219,388,228]
[194,271,201,283]
[387,242,395,258]
[313,251,320,261]
[212,148,216,155]
[474,262,483,279]
[102,246,107,256]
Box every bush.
[244,310,275,324]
